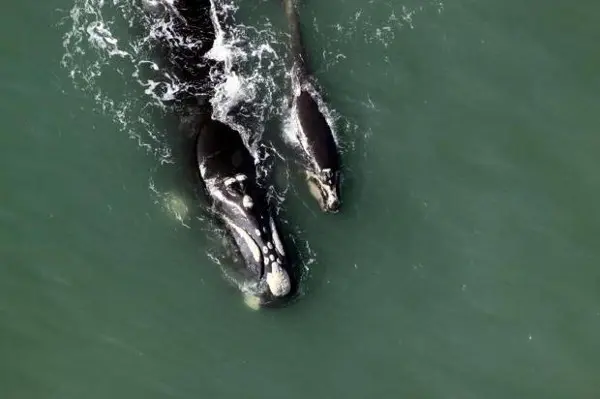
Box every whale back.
[295,91,339,170]
[282,0,311,79]
[148,0,219,110]
[196,119,257,181]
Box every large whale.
[143,0,294,306]
[282,0,342,213]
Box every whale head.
[209,174,293,305]
[306,168,341,213]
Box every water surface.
[2,0,600,397]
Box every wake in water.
[60,0,283,158]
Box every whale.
[196,117,292,301]
[282,0,342,213]
[143,0,295,306]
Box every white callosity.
[266,262,291,297]
[242,195,253,209]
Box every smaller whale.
[196,115,293,305]
[282,0,342,213]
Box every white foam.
[336,1,445,47]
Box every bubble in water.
[163,191,189,222]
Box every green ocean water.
[2,0,600,398]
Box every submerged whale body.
[282,0,343,213]
[143,0,295,306]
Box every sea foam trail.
[60,0,286,201]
